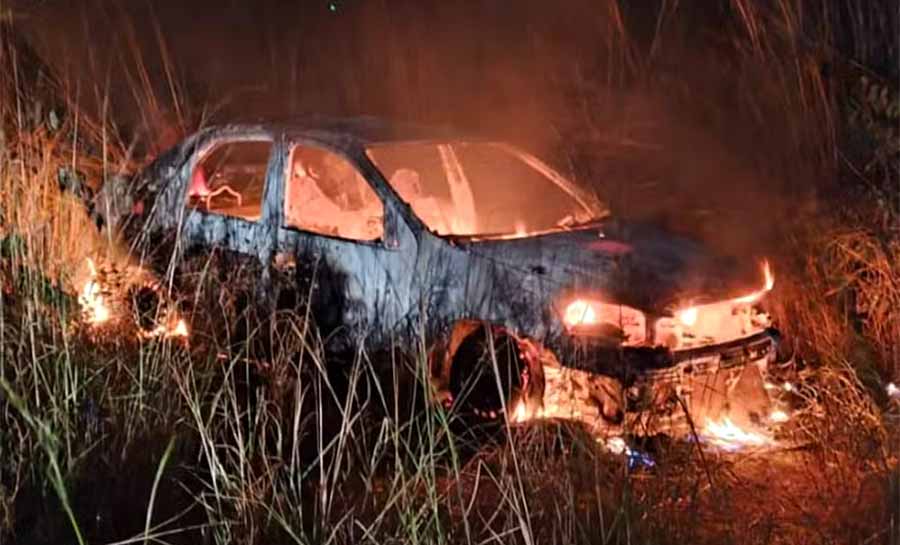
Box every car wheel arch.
[430,320,546,420]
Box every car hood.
[453,220,764,314]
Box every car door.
[274,138,418,347]
[148,129,283,281]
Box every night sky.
[17,0,637,131]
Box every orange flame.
[677,306,698,326]
[732,260,775,305]
[77,258,189,340]
[139,317,190,340]
[701,417,773,451]
[509,400,546,423]
[512,400,528,423]
[564,299,597,327]
[763,260,775,291]
[79,259,111,324]
[172,319,189,337]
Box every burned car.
[113,117,779,436]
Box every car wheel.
[449,325,526,422]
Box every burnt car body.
[115,117,779,435]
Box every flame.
[604,436,628,455]
[732,260,775,305]
[512,400,528,423]
[138,317,190,340]
[172,319,189,337]
[763,260,775,291]
[886,382,899,399]
[509,400,546,423]
[700,417,772,451]
[77,258,189,340]
[78,259,111,324]
[564,299,597,327]
[769,409,790,423]
[677,306,698,327]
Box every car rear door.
[274,138,418,346]
[145,130,283,285]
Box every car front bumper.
[536,328,780,435]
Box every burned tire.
[129,284,164,332]
[449,326,525,421]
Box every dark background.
[9,0,899,253]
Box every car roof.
[207,115,474,146]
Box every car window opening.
[284,145,384,241]
[367,142,604,238]
[187,140,271,221]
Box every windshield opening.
[366,141,605,238]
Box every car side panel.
[411,232,557,343]
[275,201,417,347]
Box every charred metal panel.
[130,128,280,267]
[275,206,418,347]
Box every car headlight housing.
[655,260,776,349]
[658,300,772,349]
[561,299,646,344]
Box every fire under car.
[105,117,781,437]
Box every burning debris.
[76,257,188,340]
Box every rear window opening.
[187,140,272,221]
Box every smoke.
[11,0,897,257]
